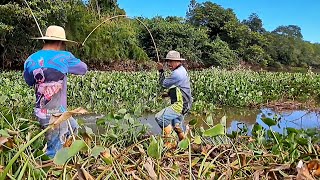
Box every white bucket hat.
[32,25,77,43]
[164,50,185,61]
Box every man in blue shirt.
[156,50,192,142]
[23,25,87,157]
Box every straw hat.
[32,25,77,43]
[164,50,185,61]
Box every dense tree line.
[1,0,320,70]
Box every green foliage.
[272,25,303,39]
[3,70,320,118]
[201,37,238,68]
[139,16,209,62]
[187,1,238,39]
[0,0,69,69]
[2,0,320,70]
[242,13,266,33]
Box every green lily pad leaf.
[178,138,189,150]
[69,140,86,155]
[203,124,224,137]
[206,114,213,126]
[92,146,104,158]
[252,123,263,137]
[147,136,161,159]
[286,127,298,134]
[189,119,198,126]
[296,138,308,146]
[305,128,317,136]
[54,140,86,165]
[53,148,69,165]
[118,109,127,114]
[261,117,277,127]
[194,135,201,145]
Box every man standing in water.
[23,25,87,158]
[156,50,192,143]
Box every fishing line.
[82,15,160,62]
[23,0,43,37]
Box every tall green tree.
[242,13,265,33]
[272,25,303,39]
[186,1,238,39]
[139,16,209,62]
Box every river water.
[77,107,320,135]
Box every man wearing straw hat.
[23,25,87,158]
[156,50,192,143]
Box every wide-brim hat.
[32,25,77,43]
[164,50,186,61]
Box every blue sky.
[117,0,319,43]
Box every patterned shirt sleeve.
[67,53,88,75]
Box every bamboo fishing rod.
[82,15,160,62]
[23,0,43,37]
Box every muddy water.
[76,108,320,135]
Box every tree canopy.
[1,0,320,70]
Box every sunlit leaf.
[220,116,226,128]
[178,138,189,150]
[124,113,131,120]
[203,124,225,137]
[101,148,113,165]
[54,148,69,165]
[194,135,201,144]
[91,146,104,158]
[192,157,200,167]
[118,109,127,114]
[147,136,161,159]
[206,114,213,126]
[0,129,10,137]
[54,140,86,165]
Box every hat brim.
[32,37,78,43]
[164,58,186,61]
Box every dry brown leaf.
[0,137,8,146]
[128,171,142,180]
[63,137,73,147]
[269,164,291,171]
[297,160,315,180]
[136,144,145,154]
[6,129,19,136]
[50,107,88,127]
[81,167,95,180]
[143,157,157,180]
[0,165,4,173]
[111,147,119,157]
[253,170,264,180]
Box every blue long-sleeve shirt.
[23,50,87,113]
[159,65,192,114]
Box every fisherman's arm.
[67,53,87,75]
[23,60,35,86]
[157,62,180,88]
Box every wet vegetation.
[1,0,320,179]
[1,70,320,179]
